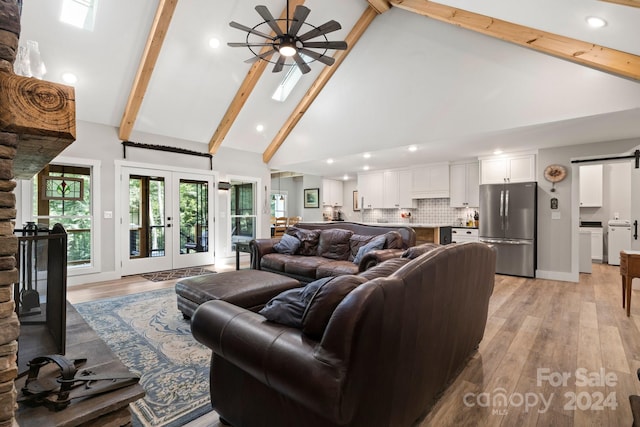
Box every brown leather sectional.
[250,222,417,283]
[192,242,496,427]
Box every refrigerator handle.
[500,190,504,230]
[505,190,510,231]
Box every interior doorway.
[120,167,214,276]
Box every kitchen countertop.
[364,222,451,228]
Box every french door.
[121,167,214,276]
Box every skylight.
[271,56,311,102]
[60,0,97,31]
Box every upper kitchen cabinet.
[411,163,450,199]
[480,153,536,184]
[322,179,344,207]
[383,170,413,208]
[450,162,480,208]
[358,172,383,209]
[579,164,603,207]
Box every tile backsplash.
[361,198,478,226]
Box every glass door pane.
[230,181,256,252]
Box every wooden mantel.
[0,73,76,179]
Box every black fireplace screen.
[14,222,68,361]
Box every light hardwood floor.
[67,262,640,427]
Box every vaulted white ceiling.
[19,0,640,180]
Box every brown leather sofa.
[192,242,496,427]
[250,222,416,283]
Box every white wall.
[16,120,271,285]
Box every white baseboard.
[535,269,579,283]
[67,271,121,287]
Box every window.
[270,192,287,217]
[33,164,93,269]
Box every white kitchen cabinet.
[358,172,383,209]
[451,228,479,243]
[579,227,603,261]
[411,163,449,199]
[321,179,343,207]
[579,164,603,207]
[480,154,536,184]
[449,162,479,208]
[382,170,413,208]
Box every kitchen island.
[364,223,451,245]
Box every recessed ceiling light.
[62,72,77,84]
[343,174,349,180]
[586,16,607,28]
[363,153,371,159]
[209,38,220,48]
[327,158,334,164]
[256,124,264,132]
[408,145,417,152]
[493,149,503,155]
[363,165,370,171]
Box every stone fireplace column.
[0,1,20,425]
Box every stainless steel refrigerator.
[479,182,537,277]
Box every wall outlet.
[104,211,113,219]
[551,212,561,220]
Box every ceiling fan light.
[279,44,296,57]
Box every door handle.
[634,220,638,240]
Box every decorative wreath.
[544,164,567,192]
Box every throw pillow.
[286,227,320,256]
[259,277,335,328]
[302,275,368,339]
[383,231,404,249]
[317,229,354,260]
[349,234,375,261]
[352,234,386,264]
[273,233,300,255]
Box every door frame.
[115,160,217,277]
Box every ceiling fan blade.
[298,48,335,66]
[298,20,341,41]
[292,53,311,74]
[255,5,284,36]
[273,55,286,73]
[228,42,273,47]
[303,41,348,50]
[243,48,277,63]
[288,5,310,37]
[229,21,273,40]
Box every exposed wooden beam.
[367,0,392,14]
[263,6,379,163]
[600,0,640,7]
[118,0,178,141]
[389,0,640,81]
[208,0,305,155]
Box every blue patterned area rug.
[74,288,212,427]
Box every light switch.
[551,212,561,220]
[104,211,113,219]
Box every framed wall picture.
[353,190,360,211]
[304,188,320,208]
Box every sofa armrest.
[249,238,279,270]
[357,248,404,272]
[191,300,353,424]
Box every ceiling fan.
[228,1,348,74]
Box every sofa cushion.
[316,260,359,279]
[402,243,441,259]
[317,229,354,260]
[284,256,332,277]
[349,234,376,261]
[258,277,335,328]
[302,275,368,339]
[358,257,411,280]
[353,234,386,264]
[261,253,293,272]
[383,231,404,249]
[273,233,300,255]
[286,227,320,256]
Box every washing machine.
[608,219,632,265]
